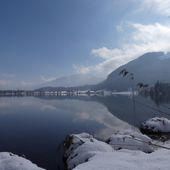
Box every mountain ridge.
[36,52,170,91]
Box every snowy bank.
[107,130,153,153]
[64,132,156,170]
[0,152,45,170]
[73,149,170,170]
[141,117,170,133]
[64,133,113,170]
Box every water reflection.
[92,95,170,126]
[35,96,135,139]
[0,95,169,170]
[0,96,134,170]
[38,95,170,127]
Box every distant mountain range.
[38,74,104,90]
[37,52,170,91]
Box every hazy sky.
[0,0,170,89]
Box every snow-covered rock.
[107,130,153,153]
[73,149,170,170]
[141,117,170,133]
[64,132,170,170]
[64,133,113,170]
[0,152,45,170]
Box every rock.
[141,117,170,133]
[64,133,113,170]
[0,152,45,170]
[107,130,153,153]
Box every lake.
[0,95,170,170]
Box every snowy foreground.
[64,132,170,170]
[0,152,45,170]
[141,117,170,133]
[1,117,170,170]
[72,149,170,170]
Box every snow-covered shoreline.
[0,152,45,170]
[64,131,170,170]
[1,116,170,170]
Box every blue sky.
[0,0,170,89]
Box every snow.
[64,133,113,169]
[65,132,170,170]
[141,117,170,133]
[112,91,138,96]
[0,152,45,170]
[107,130,153,153]
[73,149,170,170]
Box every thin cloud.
[73,64,90,74]
[141,0,170,16]
[74,23,170,77]
[20,81,34,87]
[40,75,56,82]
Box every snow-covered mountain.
[96,52,170,91]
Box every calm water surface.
[0,95,170,170]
